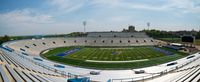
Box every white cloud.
[107,16,131,22]
[0,8,56,36]
[90,0,122,7]
[90,0,168,10]
[0,8,54,24]
[0,8,86,36]
[90,0,200,14]
[168,0,200,13]
[47,0,85,14]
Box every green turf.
[41,46,188,69]
[65,47,166,61]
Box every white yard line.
[85,59,149,63]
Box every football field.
[65,47,165,61]
[42,46,188,69]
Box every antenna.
[83,21,86,33]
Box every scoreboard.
[181,36,195,43]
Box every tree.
[142,29,179,38]
[196,30,200,39]
[0,35,10,44]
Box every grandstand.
[5,32,155,55]
[0,32,199,82]
[87,32,149,38]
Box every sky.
[0,0,200,36]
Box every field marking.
[85,59,149,63]
[99,48,133,49]
[42,50,49,54]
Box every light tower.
[83,21,86,33]
[147,22,150,30]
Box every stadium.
[0,29,200,82]
[1,0,200,82]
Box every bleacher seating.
[4,37,155,55]
[170,66,200,82]
[147,52,200,82]
[0,49,67,82]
